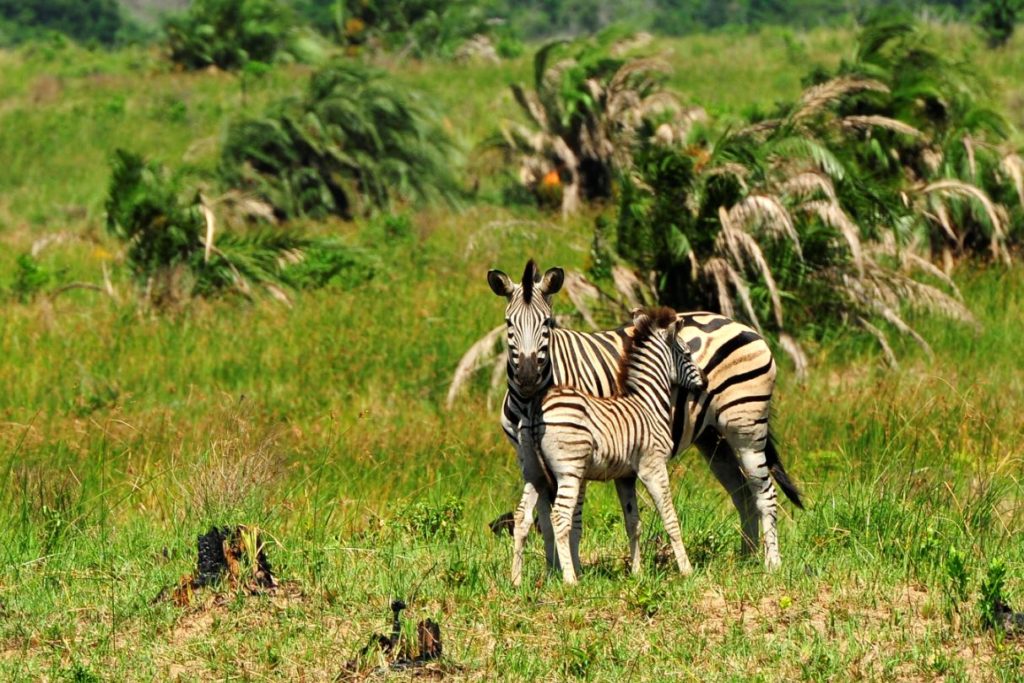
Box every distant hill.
[119,0,188,25]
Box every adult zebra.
[488,260,803,583]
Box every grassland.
[1,24,1023,681]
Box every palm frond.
[446,325,505,409]
[840,115,922,138]
[922,179,1008,262]
[728,195,802,258]
[790,77,888,123]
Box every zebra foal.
[524,307,697,584]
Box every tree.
[978,0,1021,48]
[496,36,702,214]
[0,0,124,46]
[164,0,293,70]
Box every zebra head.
[631,307,707,395]
[488,259,564,399]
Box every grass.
[0,23,1023,681]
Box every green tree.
[0,0,124,46]
[978,0,1020,48]
[164,0,293,70]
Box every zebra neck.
[622,346,673,418]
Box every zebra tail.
[766,431,804,510]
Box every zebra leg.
[569,480,587,578]
[614,476,641,576]
[697,430,759,555]
[718,417,780,570]
[637,459,692,576]
[551,475,583,584]
[511,481,540,587]
[535,487,559,573]
[516,438,559,573]
[732,442,780,571]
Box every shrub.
[10,253,57,302]
[164,0,293,71]
[105,149,367,306]
[0,0,125,47]
[494,35,701,214]
[978,0,1020,48]
[220,60,461,219]
[606,14,1020,366]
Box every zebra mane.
[521,259,539,304]
[615,306,677,394]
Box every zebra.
[487,260,803,584]
[525,306,700,584]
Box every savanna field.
[2,13,1024,681]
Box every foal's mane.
[614,306,677,395]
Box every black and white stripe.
[523,308,696,584]
[489,261,803,583]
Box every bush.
[494,35,699,214]
[164,0,293,71]
[978,0,1020,48]
[0,0,125,47]
[607,15,1021,365]
[105,149,367,306]
[220,60,461,219]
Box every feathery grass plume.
[780,171,837,202]
[999,153,1024,210]
[857,317,899,368]
[839,115,922,138]
[921,180,1009,263]
[788,76,888,124]
[777,333,809,381]
[726,195,802,257]
[561,270,603,329]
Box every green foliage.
[10,253,56,302]
[944,545,971,607]
[0,0,126,46]
[498,36,685,214]
[104,149,365,305]
[399,496,463,541]
[630,574,668,617]
[978,0,1020,48]
[979,558,1009,629]
[164,0,294,70]
[609,14,1021,360]
[297,0,494,58]
[221,60,461,219]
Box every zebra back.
[504,311,775,456]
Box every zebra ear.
[487,269,514,297]
[539,267,564,297]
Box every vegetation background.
[0,0,1022,680]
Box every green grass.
[0,24,1023,681]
